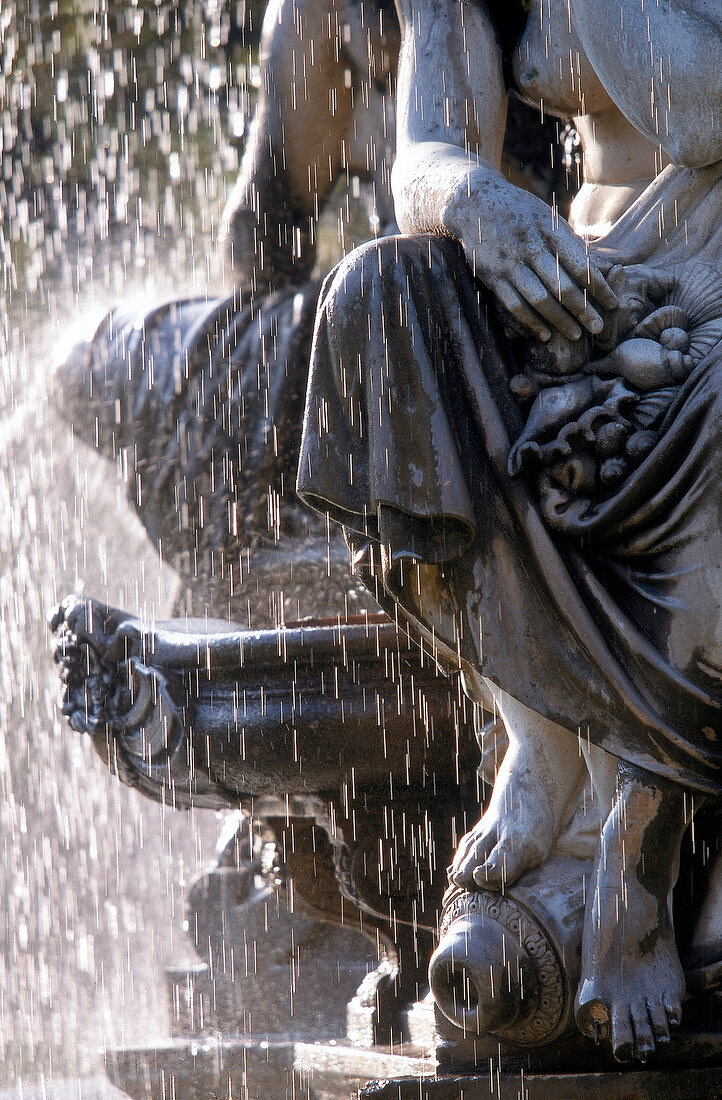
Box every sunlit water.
[0,1,382,1086]
[1,238,228,1087]
[0,3,247,1085]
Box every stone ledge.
[106,1037,434,1100]
[361,1065,722,1100]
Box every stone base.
[363,1023,722,1099]
[346,976,438,1051]
[361,1065,722,1099]
[105,1037,433,1100]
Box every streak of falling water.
[0,1,254,1086]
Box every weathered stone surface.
[362,1064,722,1100]
[106,1037,434,1100]
[296,0,722,1070]
[169,825,378,1042]
[50,0,722,1085]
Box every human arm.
[391,0,618,340]
[571,0,722,168]
[221,0,358,287]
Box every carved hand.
[442,167,618,343]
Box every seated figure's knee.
[320,236,403,313]
[319,233,462,338]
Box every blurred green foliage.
[0,0,265,292]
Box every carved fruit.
[549,453,597,495]
[659,327,690,351]
[625,430,658,461]
[600,457,630,488]
[510,374,540,402]
[605,338,678,391]
[595,421,627,457]
[633,305,688,341]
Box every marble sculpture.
[52,0,722,1073]
[297,0,722,1064]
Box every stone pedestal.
[52,602,484,1097]
[106,1037,433,1100]
[362,997,722,1099]
[361,1064,722,1100]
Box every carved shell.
[634,263,722,367]
[633,305,688,340]
[669,262,722,327]
[687,320,722,363]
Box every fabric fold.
[298,229,722,794]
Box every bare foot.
[51,594,141,652]
[50,595,144,734]
[450,686,585,890]
[575,762,688,1061]
[452,747,558,889]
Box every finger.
[510,268,583,341]
[662,991,682,1027]
[493,279,552,342]
[552,237,619,311]
[588,265,621,311]
[531,252,604,334]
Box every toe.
[70,606,102,646]
[49,603,67,633]
[574,981,609,1039]
[449,841,477,885]
[472,856,504,889]
[662,991,682,1028]
[611,1005,634,1063]
[452,829,480,870]
[452,827,497,886]
[65,598,90,633]
[630,1000,655,1059]
[647,997,670,1043]
[472,837,525,890]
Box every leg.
[451,679,586,889]
[575,760,688,1061]
[581,739,618,817]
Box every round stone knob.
[430,876,581,1047]
[429,906,529,1035]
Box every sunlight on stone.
[3,0,722,1098]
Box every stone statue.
[52,0,722,1085]
[295,0,722,1065]
[54,0,566,629]
[50,0,487,1051]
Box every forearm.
[222,0,355,284]
[571,0,722,166]
[392,0,506,232]
[249,0,352,215]
[392,141,496,236]
[225,117,317,288]
[390,0,617,339]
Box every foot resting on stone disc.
[451,689,586,890]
